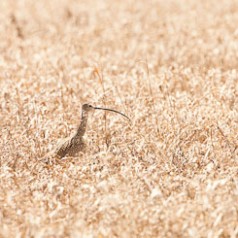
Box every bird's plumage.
[55,104,92,158]
[55,136,86,158]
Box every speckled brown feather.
[55,136,86,158]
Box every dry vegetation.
[0,0,238,237]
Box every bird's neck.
[75,110,88,138]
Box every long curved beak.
[94,106,131,122]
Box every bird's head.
[82,103,95,112]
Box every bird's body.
[47,103,130,159]
[54,104,92,158]
[55,136,86,158]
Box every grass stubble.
[0,0,237,237]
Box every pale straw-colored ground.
[0,0,237,237]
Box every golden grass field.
[0,0,238,237]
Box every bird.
[53,103,130,159]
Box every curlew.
[52,103,130,159]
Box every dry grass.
[0,0,238,237]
